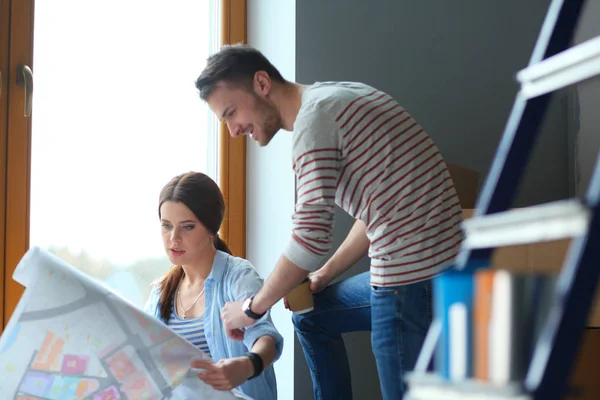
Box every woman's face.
[159,200,214,266]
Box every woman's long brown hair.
[157,172,232,323]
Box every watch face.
[242,298,252,312]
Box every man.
[195,44,462,399]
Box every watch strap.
[243,296,266,320]
[246,352,264,380]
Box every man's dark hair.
[195,44,287,100]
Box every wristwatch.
[242,296,266,320]
[245,352,264,380]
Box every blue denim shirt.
[144,250,283,400]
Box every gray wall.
[573,0,600,197]
[248,0,582,399]
[294,0,572,399]
[296,0,572,209]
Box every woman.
[144,172,282,400]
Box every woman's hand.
[192,358,254,391]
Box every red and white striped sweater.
[283,82,463,287]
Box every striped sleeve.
[284,107,341,272]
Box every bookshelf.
[406,1,600,399]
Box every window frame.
[0,0,11,329]
[219,0,247,259]
[2,0,34,329]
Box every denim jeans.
[292,271,432,400]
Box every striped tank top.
[168,302,211,357]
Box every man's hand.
[192,358,254,391]
[221,300,255,340]
[308,269,334,293]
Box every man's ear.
[253,71,271,96]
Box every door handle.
[16,64,33,117]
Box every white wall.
[246,1,296,399]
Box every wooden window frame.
[1,0,247,330]
[0,0,11,329]
[2,0,34,329]
[219,0,247,259]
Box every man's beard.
[253,95,282,146]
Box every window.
[1,0,247,329]
[27,0,222,309]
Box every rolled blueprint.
[0,246,252,400]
